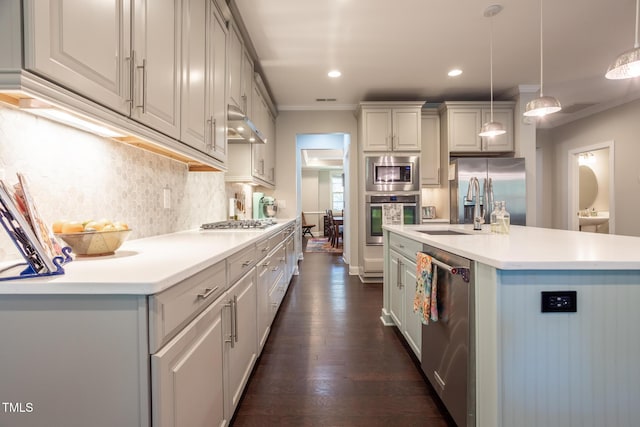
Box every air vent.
[315,98,337,102]
[559,103,597,114]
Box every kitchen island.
[0,219,298,427]
[383,223,640,427]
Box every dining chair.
[301,212,316,238]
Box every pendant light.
[523,0,561,117]
[479,4,506,137]
[606,0,640,79]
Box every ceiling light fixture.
[448,69,463,77]
[328,70,342,78]
[479,4,506,137]
[523,0,561,117]
[606,0,640,79]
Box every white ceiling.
[233,0,640,127]
[301,149,344,170]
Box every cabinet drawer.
[228,244,257,284]
[389,233,422,261]
[256,238,271,260]
[149,260,227,353]
[268,231,284,251]
[268,245,286,289]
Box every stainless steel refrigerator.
[449,157,526,225]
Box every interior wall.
[275,110,358,270]
[301,169,320,234]
[547,98,640,237]
[0,106,227,261]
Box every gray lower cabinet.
[387,233,422,359]
[152,294,226,427]
[225,270,258,417]
[0,295,150,427]
[0,223,297,427]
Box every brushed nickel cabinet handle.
[197,286,219,299]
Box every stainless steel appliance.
[365,155,420,192]
[365,194,420,245]
[449,157,526,226]
[420,244,475,427]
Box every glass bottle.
[499,201,510,234]
[490,201,501,233]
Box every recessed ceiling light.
[328,70,342,78]
[448,69,463,77]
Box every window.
[331,173,344,211]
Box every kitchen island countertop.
[0,219,296,295]
[384,223,640,270]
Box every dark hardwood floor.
[231,245,456,426]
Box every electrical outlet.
[541,291,577,313]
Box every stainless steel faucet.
[466,177,484,230]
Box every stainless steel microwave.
[365,155,420,192]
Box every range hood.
[227,104,266,144]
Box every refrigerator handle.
[482,178,488,221]
[486,177,494,222]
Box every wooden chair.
[327,210,343,247]
[326,209,335,244]
[301,212,316,238]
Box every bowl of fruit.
[53,219,131,257]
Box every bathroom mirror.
[579,165,598,210]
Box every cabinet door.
[481,108,514,152]
[180,0,207,151]
[210,4,228,163]
[241,51,254,116]
[392,108,421,151]
[257,255,272,350]
[228,23,243,111]
[402,259,421,359]
[421,112,441,185]
[152,296,227,427]
[362,109,392,151]
[227,270,258,415]
[389,250,404,328]
[448,108,482,152]
[131,0,181,138]
[25,0,131,115]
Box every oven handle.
[417,252,470,283]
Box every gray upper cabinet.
[359,102,424,152]
[181,0,227,162]
[24,0,132,116]
[421,110,441,186]
[228,21,253,115]
[440,101,514,154]
[18,0,226,168]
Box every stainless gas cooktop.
[201,219,275,230]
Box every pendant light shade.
[479,121,506,137]
[479,5,506,138]
[523,0,561,118]
[606,0,640,79]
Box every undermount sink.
[578,213,609,227]
[417,230,470,236]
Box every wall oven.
[365,155,420,192]
[365,194,420,245]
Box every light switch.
[541,291,577,313]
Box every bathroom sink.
[578,213,609,227]
[417,230,470,236]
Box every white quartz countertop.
[384,223,640,270]
[0,219,296,295]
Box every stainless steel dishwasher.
[420,244,475,427]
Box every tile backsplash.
[0,106,228,262]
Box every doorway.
[296,133,350,262]
[567,141,615,233]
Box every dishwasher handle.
[419,252,470,283]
